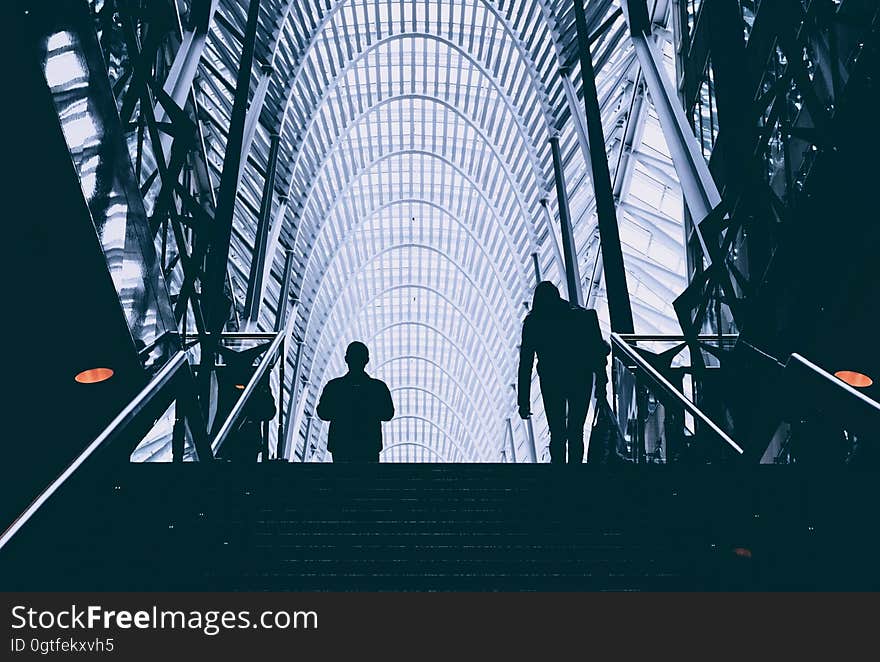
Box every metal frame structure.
[64,0,700,463]
[661,0,878,341]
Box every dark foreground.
[1,464,877,591]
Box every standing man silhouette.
[517,282,610,464]
[317,342,395,462]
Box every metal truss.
[666,0,878,342]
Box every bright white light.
[44,49,86,89]
[46,31,74,51]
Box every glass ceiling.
[193,0,687,462]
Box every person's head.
[345,341,370,371]
[531,281,564,313]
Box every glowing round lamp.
[834,370,873,388]
[75,368,114,384]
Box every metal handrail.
[182,332,279,353]
[615,334,739,342]
[0,350,191,552]
[137,329,180,359]
[216,332,277,339]
[730,342,878,416]
[738,339,787,368]
[211,330,285,455]
[611,333,745,455]
[789,353,880,415]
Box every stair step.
[4,464,845,591]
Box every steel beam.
[274,250,295,333]
[156,0,218,158]
[548,135,584,307]
[531,252,542,283]
[559,68,593,180]
[524,416,538,463]
[244,130,282,326]
[505,418,517,463]
[622,0,746,339]
[239,63,275,183]
[259,194,290,309]
[622,0,720,239]
[302,415,314,462]
[573,0,635,332]
[203,0,262,331]
[280,339,304,460]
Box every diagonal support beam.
[274,250,296,333]
[622,0,743,337]
[549,135,584,306]
[573,0,635,332]
[203,0,262,332]
[243,130,282,326]
[156,0,218,159]
[622,0,720,231]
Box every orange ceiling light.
[834,370,873,388]
[74,367,114,384]
[235,383,246,390]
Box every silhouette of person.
[317,342,394,462]
[517,282,610,464]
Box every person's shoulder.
[569,304,598,320]
[369,376,391,389]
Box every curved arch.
[389,388,479,459]
[309,327,502,437]
[272,13,553,189]
[294,89,543,242]
[293,148,536,288]
[389,385,478,448]
[307,242,516,355]
[383,415,475,461]
[312,314,506,417]
[302,197,528,307]
[380,442,448,462]
[269,28,563,283]
[373,354,498,433]
[297,222,524,394]
[309,262,516,390]
[319,318,508,401]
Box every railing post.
[524,418,538,463]
[280,339,304,460]
[302,415,314,462]
[276,337,286,460]
[635,374,649,464]
[172,398,186,463]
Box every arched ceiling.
[194,0,688,461]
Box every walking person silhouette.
[317,342,395,462]
[517,282,610,464]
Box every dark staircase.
[1,464,875,591]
